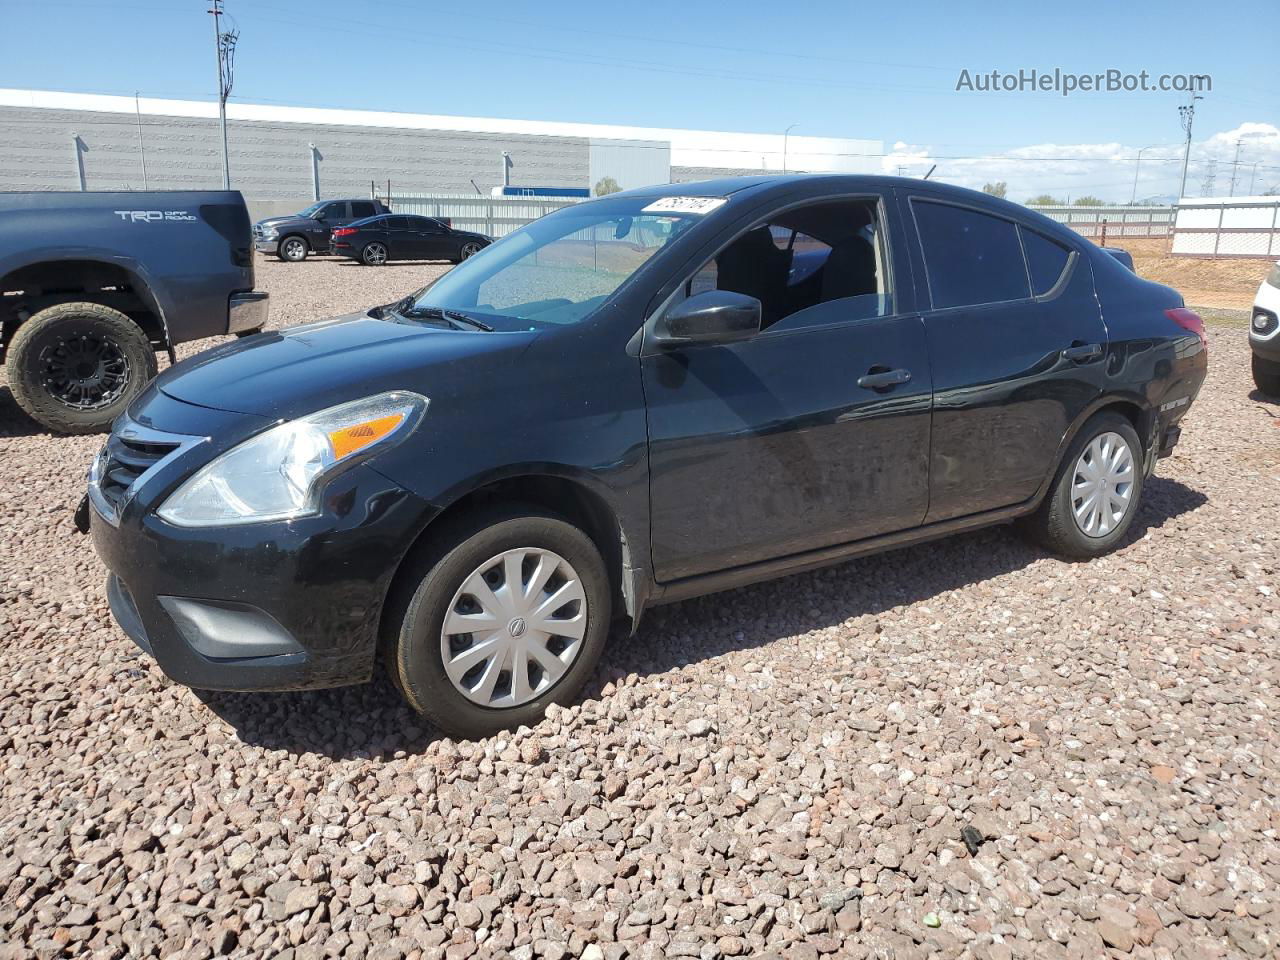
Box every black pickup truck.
[253,198,390,262]
[0,190,268,434]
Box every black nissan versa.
[84,176,1208,739]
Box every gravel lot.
[2,256,1278,960]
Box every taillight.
[1166,307,1207,351]
[332,227,357,237]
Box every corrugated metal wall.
[0,105,589,199]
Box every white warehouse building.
[0,88,883,213]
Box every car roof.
[609,174,1087,248]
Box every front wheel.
[1253,354,1280,397]
[277,235,308,262]
[385,508,611,739]
[5,301,158,434]
[362,242,388,266]
[1019,412,1144,559]
[458,241,484,261]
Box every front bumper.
[90,456,437,693]
[228,291,270,334]
[1251,282,1280,362]
[253,239,279,254]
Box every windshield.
[298,201,326,218]
[411,196,706,329]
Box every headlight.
[157,391,427,527]
[263,226,279,237]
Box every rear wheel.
[1253,354,1280,397]
[5,301,157,434]
[1019,412,1143,558]
[385,508,611,739]
[362,242,388,266]
[277,235,308,262]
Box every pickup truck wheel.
[1252,355,1280,396]
[385,507,611,739]
[277,236,308,262]
[5,301,157,434]
[1018,412,1143,559]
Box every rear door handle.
[1062,342,1103,363]
[857,367,912,390]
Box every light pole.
[1131,146,1160,204]
[782,123,798,173]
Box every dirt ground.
[1106,239,1271,311]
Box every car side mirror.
[655,290,762,346]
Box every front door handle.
[1062,342,1103,363]
[857,367,912,390]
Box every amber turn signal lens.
[327,413,405,460]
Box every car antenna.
[923,164,937,180]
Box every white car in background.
[1252,261,1280,396]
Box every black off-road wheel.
[1018,411,1144,559]
[5,301,157,434]
[383,507,611,740]
[1253,354,1280,397]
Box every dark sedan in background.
[332,214,491,265]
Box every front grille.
[95,433,181,514]
[252,224,265,240]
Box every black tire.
[457,240,484,262]
[361,242,388,266]
[384,507,612,740]
[276,235,309,262]
[1019,411,1144,559]
[5,301,157,434]
[1253,354,1280,397]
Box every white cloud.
[881,122,1280,203]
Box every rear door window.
[385,216,411,231]
[911,199,1031,309]
[351,201,377,219]
[1020,227,1072,295]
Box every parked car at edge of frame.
[253,198,390,262]
[0,190,267,434]
[82,175,1208,739]
[331,214,491,265]
[1249,260,1280,396]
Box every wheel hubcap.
[367,244,386,264]
[1071,431,1135,538]
[461,243,480,258]
[440,547,587,708]
[39,334,130,410]
[285,239,304,259]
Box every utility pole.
[134,92,149,189]
[209,1,237,189]
[1177,87,1204,199]
[1248,162,1260,196]
[1228,139,1243,197]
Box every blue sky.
[2,0,1277,200]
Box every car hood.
[156,313,537,419]
[256,215,315,228]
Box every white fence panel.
[1171,199,1280,259]
[389,194,582,237]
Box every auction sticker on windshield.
[641,197,728,215]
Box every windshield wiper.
[401,305,494,332]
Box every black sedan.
[84,175,1207,739]
[332,214,491,265]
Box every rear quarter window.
[1020,227,1072,295]
[911,199,1031,309]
